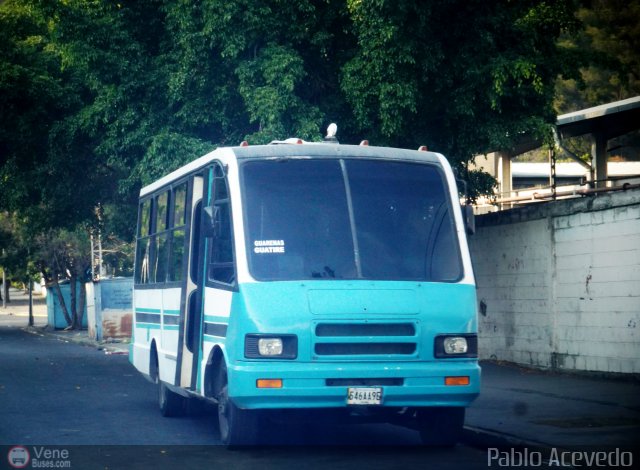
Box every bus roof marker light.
[324,123,339,143]
[240,141,249,147]
[418,145,428,151]
[360,140,369,146]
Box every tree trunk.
[69,276,78,329]
[76,281,86,330]
[52,280,73,327]
[28,281,34,327]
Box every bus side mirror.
[203,205,219,238]
[463,204,475,236]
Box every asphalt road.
[0,326,514,470]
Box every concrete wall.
[46,282,88,329]
[469,189,640,374]
[86,278,133,341]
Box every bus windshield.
[241,158,463,282]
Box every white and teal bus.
[130,129,480,445]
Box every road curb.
[462,425,554,453]
[461,424,598,467]
[22,325,130,355]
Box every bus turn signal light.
[445,376,470,386]
[257,379,283,389]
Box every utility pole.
[28,280,33,327]
[90,232,95,281]
[2,249,6,309]
[98,230,105,278]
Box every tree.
[1,0,589,283]
[160,0,353,144]
[33,226,91,330]
[341,1,581,177]
[0,211,42,308]
[555,0,640,112]
[3,0,586,213]
[0,0,82,226]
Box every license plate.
[347,387,383,405]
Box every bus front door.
[177,175,204,390]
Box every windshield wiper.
[311,266,337,279]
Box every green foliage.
[551,0,640,162]
[460,169,499,204]
[33,225,91,282]
[33,224,92,328]
[556,0,640,112]
[342,0,579,166]
[237,43,323,143]
[3,0,611,280]
[138,132,214,187]
[0,212,32,283]
[0,0,79,221]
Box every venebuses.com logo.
[7,446,71,469]
[7,447,29,469]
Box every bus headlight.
[258,338,283,356]
[444,337,468,354]
[434,334,477,358]
[245,334,298,359]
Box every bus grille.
[315,323,415,337]
[313,322,418,358]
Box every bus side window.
[208,166,235,285]
[168,182,188,282]
[152,191,170,283]
[135,199,153,284]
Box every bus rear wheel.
[153,354,184,417]
[216,364,259,446]
[416,407,464,446]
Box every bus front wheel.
[416,407,464,446]
[216,364,259,446]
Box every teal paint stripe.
[136,322,161,330]
[204,315,229,323]
[136,307,161,313]
[136,307,180,315]
[163,325,180,331]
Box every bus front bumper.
[227,360,480,410]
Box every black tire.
[153,353,185,417]
[416,407,464,446]
[216,362,259,446]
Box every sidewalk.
[0,287,129,355]
[1,287,639,451]
[0,286,48,327]
[464,361,640,452]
